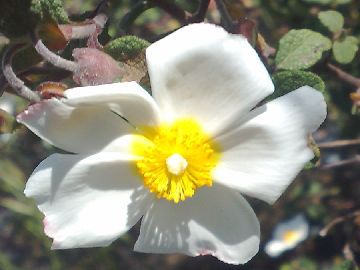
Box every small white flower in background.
[265,214,310,258]
[0,93,17,143]
[17,23,326,264]
[0,93,16,115]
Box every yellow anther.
[131,118,220,203]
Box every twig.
[328,63,360,87]
[119,1,152,33]
[215,0,236,32]
[30,31,78,72]
[343,243,356,266]
[1,44,40,102]
[320,155,360,169]
[1,66,71,95]
[149,0,187,23]
[318,139,360,148]
[320,211,360,237]
[188,0,211,23]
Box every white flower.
[265,214,310,257]
[0,93,17,143]
[17,23,326,264]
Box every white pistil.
[166,153,188,175]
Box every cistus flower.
[17,23,326,264]
[264,214,310,257]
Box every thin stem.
[318,139,360,148]
[188,0,211,23]
[30,31,78,72]
[1,44,40,102]
[320,210,360,237]
[149,0,187,23]
[119,1,152,33]
[215,0,236,32]
[328,63,360,87]
[320,155,360,169]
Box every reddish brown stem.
[1,44,40,102]
[328,63,360,87]
[318,139,360,148]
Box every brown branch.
[320,155,360,169]
[320,211,360,237]
[328,63,360,87]
[1,44,40,102]
[318,139,360,148]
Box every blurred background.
[0,0,360,269]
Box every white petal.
[146,23,274,135]
[64,81,161,127]
[25,152,153,249]
[17,99,132,154]
[134,184,260,265]
[264,240,287,257]
[214,86,327,203]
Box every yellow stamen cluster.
[282,230,300,244]
[132,118,220,203]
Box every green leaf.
[0,0,69,38]
[271,70,326,100]
[333,0,352,4]
[280,258,317,270]
[276,29,332,70]
[104,36,150,62]
[333,260,354,270]
[302,0,351,5]
[333,36,359,64]
[318,10,344,33]
[0,109,20,134]
[0,198,34,216]
[302,0,332,5]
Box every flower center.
[282,230,300,244]
[131,118,220,203]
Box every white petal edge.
[146,23,274,136]
[264,240,287,257]
[64,81,161,127]
[17,98,133,154]
[25,152,153,249]
[134,184,260,265]
[213,86,327,204]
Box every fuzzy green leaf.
[271,70,325,100]
[276,29,332,70]
[318,10,344,33]
[104,36,150,62]
[333,36,359,64]
[0,0,69,38]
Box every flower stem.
[1,44,41,102]
[30,31,78,72]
